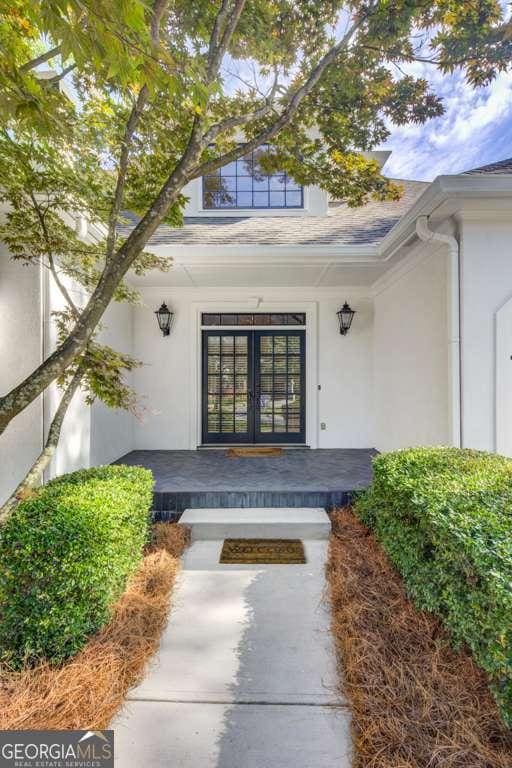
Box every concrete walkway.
[112,536,351,767]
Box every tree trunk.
[0,370,83,523]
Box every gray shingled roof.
[120,179,428,247]
[464,157,512,175]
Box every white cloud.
[384,65,512,180]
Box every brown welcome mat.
[220,538,306,564]
[226,447,284,458]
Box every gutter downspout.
[416,216,462,448]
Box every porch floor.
[115,448,376,518]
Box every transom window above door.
[202,312,306,327]
[202,144,303,210]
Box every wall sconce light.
[155,302,174,336]
[337,301,356,336]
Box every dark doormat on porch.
[220,538,306,564]
[226,447,284,458]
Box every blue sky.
[383,65,512,181]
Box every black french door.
[202,329,306,444]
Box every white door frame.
[189,300,319,449]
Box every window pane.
[237,155,254,174]
[253,191,269,207]
[220,160,237,175]
[222,415,234,432]
[270,191,285,207]
[236,191,252,207]
[208,336,220,353]
[269,174,286,190]
[221,177,237,192]
[203,313,220,326]
[235,415,248,432]
[208,355,220,373]
[286,190,302,207]
[208,413,220,432]
[237,176,253,191]
[221,335,234,351]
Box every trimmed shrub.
[0,465,153,667]
[355,447,512,727]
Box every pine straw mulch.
[0,522,190,730]
[327,507,512,768]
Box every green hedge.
[355,447,512,727]
[0,465,153,668]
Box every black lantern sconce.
[337,301,356,336]
[155,302,174,336]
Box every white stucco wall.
[0,248,43,506]
[373,244,450,452]
[131,287,374,450]
[44,271,92,478]
[459,217,512,452]
[90,300,134,465]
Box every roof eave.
[149,241,381,264]
[379,174,512,257]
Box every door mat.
[220,538,306,564]
[226,447,284,458]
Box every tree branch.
[105,0,170,260]
[0,368,83,523]
[46,63,77,84]
[19,45,62,73]
[207,0,233,81]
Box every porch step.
[180,507,331,541]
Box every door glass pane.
[208,355,220,373]
[274,356,286,373]
[288,336,300,354]
[222,415,234,432]
[235,415,248,432]
[208,413,220,432]
[235,395,247,413]
[260,414,273,432]
[260,336,273,354]
[208,336,220,353]
[221,395,234,412]
[288,356,300,373]
[274,336,286,353]
[235,356,247,373]
[260,356,272,373]
[260,395,273,414]
[208,394,220,412]
[235,335,247,352]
